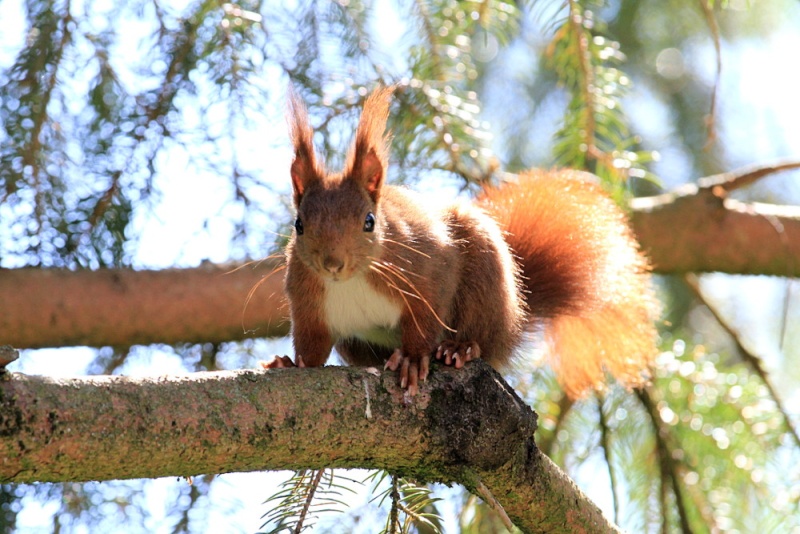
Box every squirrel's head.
[286,86,393,281]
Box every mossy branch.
[1,361,618,533]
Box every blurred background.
[1,0,799,532]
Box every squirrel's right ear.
[346,86,394,203]
[287,85,321,205]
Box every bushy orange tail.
[478,169,659,399]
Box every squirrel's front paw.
[384,349,429,396]
[260,355,306,369]
[435,340,480,369]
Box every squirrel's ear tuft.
[287,85,322,206]
[346,86,394,201]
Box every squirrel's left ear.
[346,86,394,202]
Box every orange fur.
[478,170,659,397]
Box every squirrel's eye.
[294,217,304,235]
[363,212,376,233]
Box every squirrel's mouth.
[322,270,353,283]
[318,265,352,282]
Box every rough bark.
[0,361,619,533]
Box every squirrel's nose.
[323,256,344,275]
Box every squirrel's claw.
[435,341,480,369]
[384,349,403,372]
[260,354,305,369]
[385,349,429,396]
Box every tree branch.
[630,161,800,276]
[696,159,800,193]
[0,261,289,349]
[0,361,619,533]
[596,394,620,526]
[1,163,799,351]
[635,389,695,534]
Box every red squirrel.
[262,86,658,399]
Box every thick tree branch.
[630,163,800,276]
[0,361,619,533]
[0,262,289,349]
[2,165,799,351]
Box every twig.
[567,0,598,165]
[698,0,721,151]
[295,469,325,534]
[596,393,620,525]
[25,4,73,229]
[413,0,444,81]
[684,274,800,450]
[697,159,800,193]
[780,280,796,351]
[538,394,575,457]
[474,479,515,531]
[635,389,695,534]
[389,474,400,534]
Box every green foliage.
[0,0,275,267]
[521,335,800,533]
[0,478,214,532]
[545,0,657,198]
[259,470,443,534]
[260,469,357,533]
[366,471,444,534]
[390,0,520,185]
[285,0,521,188]
[645,340,799,531]
[0,0,523,266]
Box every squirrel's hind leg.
[441,204,526,370]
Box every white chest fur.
[324,274,402,342]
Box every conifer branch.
[696,159,800,193]
[567,0,597,163]
[596,394,621,526]
[683,274,800,450]
[546,0,655,192]
[698,0,722,150]
[635,389,695,534]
